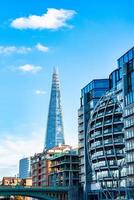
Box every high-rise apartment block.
[118,48,134,186]
[45,68,65,150]
[48,146,79,187]
[78,80,109,188]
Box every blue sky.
[0,0,134,178]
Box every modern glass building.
[87,91,125,199]
[79,47,134,200]
[118,47,134,187]
[78,79,109,198]
[45,68,65,150]
[19,157,31,179]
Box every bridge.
[0,186,78,200]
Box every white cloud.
[36,43,49,52]
[35,90,47,95]
[0,132,43,179]
[0,43,49,55]
[11,8,76,30]
[0,46,32,55]
[18,64,42,74]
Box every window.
[124,53,129,63]
[106,149,112,155]
[126,129,134,139]
[109,160,115,166]
[114,124,123,132]
[127,60,134,94]
[128,49,133,60]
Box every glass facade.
[109,68,122,90]
[79,47,134,199]
[45,68,65,150]
[125,60,134,105]
[78,79,109,189]
[118,47,134,187]
[87,91,125,198]
[19,157,31,178]
[118,47,134,105]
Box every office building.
[19,157,31,179]
[44,68,65,150]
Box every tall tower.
[45,68,65,150]
[19,157,31,178]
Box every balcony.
[79,138,84,145]
[79,159,84,165]
[78,108,83,117]
[99,102,106,108]
[78,125,84,132]
[104,119,112,125]
[78,133,84,140]
[105,110,113,115]
[90,142,103,149]
[114,108,122,114]
[103,130,112,136]
[79,149,84,157]
[97,112,104,118]
[114,128,123,134]
[78,117,84,124]
[104,140,113,145]
[95,122,103,128]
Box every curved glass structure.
[87,91,125,199]
[109,68,122,90]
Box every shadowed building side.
[44,68,65,150]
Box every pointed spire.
[44,68,65,150]
[53,66,59,75]
[52,66,60,89]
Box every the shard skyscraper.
[44,68,65,150]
